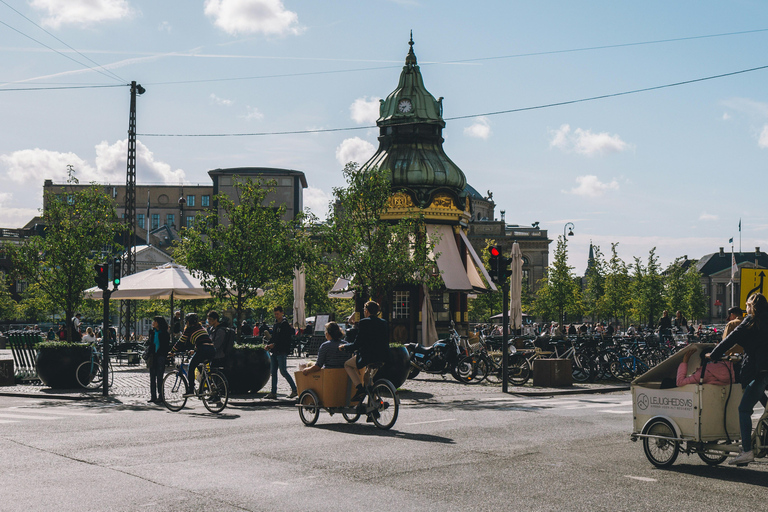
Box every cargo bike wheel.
[642,418,679,467]
[298,389,320,426]
[370,379,399,430]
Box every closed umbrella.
[421,283,438,346]
[510,242,524,332]
[293,266,306,330]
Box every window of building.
[186,195,195,207]
[166,214,175,227]
[201,195,210,207]
[186,216,195,228]
[392,291,410,319]
[717,283,726,296]
[16,279,27,294]
[151,214,160,230]
[137,213,145,229]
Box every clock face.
[398,99,413,113]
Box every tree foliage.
[8,168,123,341]
[468,239,503,322]
[601,243,632,324]
[533,236,583,322]
[630,248,666,327]
[319,163,438,317]
[174,177,314,331]
[582,244,606,321]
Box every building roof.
[208,167,308,188]
[696,249,768,276]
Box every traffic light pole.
[501,280,510,393]
[102,289,111,397]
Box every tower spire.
[406,31,417,66]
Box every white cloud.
[303,186,332,219]
[158,21,172,33]
[721,98,768,118]
[699,212,719,221]
[204,0,302,36]
[31,0,134,28]
[549,124,630,156]
[335,137,375,166]
[241,106,264,120]
[210,93,233,106]
[722,112,731,121]
[0,140,185,185]
[566,175,619,197]
[464,117,491,139]
[759,125,768,149]
[350,97,381,124]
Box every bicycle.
[76,342,114,389]
[161,351,229,413]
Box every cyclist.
[340,301,390,403]
[708,292,768,465]
[174,313,216,398]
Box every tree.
[663,257,688,314]
[601,243,631,325]
[468,239,503,322]
[8,168,123,341]
[683,265,708,322]
[582,244,606,321]
[175,177,313,336]
[533,236,582,323]
[630,248,665,328]
[319,163,438,318]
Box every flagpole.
[731,243,735,309]
[739,218,742,253]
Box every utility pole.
[119,81,144,345]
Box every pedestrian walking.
[264,306,297,399]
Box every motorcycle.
[405,322,478,383]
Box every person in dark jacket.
[341,301,390,403]
[174,313,216,397]
[206,310,228,364]
[264,306,297,400]
[709,292,768,465]
[147,316,171,404]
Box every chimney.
[500,210,506,223]
[719,247,725,256]
[756,247,761,254]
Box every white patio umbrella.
[510,242,524,332]
[293,266,306,329]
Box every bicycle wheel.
[201,371,229,414]
[452,357,476,383]
[162,371,188,412]
[609,358,634,383]
[508,355,531,386]
[643,418,679,467]
[571,354,592,383]
[698,451,728,465]
[76,361,101,389]
[342,411,361,423]
[754,416,768,458]
[298,390,320,426]
[370,380,399,430]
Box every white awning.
[427,224,474,292]
[460,230,498,292]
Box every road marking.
[0,413,63,420]
[600,410,632,414]
[404,418,457,426]
[561,401,632,410]
[7,407,99,416]
[0,419,19,424]
[625,475,657,482]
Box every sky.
[3,0,768,275]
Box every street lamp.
[178,194,186,230]
[563,222,575,240]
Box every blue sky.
[2,0,768,274]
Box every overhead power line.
[0,84,128,92]
[137,63,768,137]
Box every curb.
[505,385,630,397]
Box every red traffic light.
[489,247,501,257]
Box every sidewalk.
[0,351,629,406]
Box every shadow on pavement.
[312,422,455,444]
[666,463,768,486]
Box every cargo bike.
[294,365,400,430]
[630,343,768,467]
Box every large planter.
[36,344,90,389]
[221,346,271,394]
[375,345,410,389]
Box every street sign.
[739,268,767,309]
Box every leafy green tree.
[663,257,688,314]
[8,168,123,341]
[175,177,314,335]
[468,239,503,322]
[319,163,438,318]
[601,243,631,325]
[533,236,582,323]
[582,244,606,321]
[683,265,708,322]
[630,248,665,328]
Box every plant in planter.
[221,343,271,394]
[375,343,410,389]
[36,341,90,389]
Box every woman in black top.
[147,316,171,403]
[175,313,216,396]
[709,292,768,465]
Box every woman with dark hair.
[709,292,768,465]
[301,322,349,375]
[175,313,216,397]
[147,316,171,404]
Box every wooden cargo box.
[295,368,365,408]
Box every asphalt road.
[0,392,765,512]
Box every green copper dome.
[360,35,467,210]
